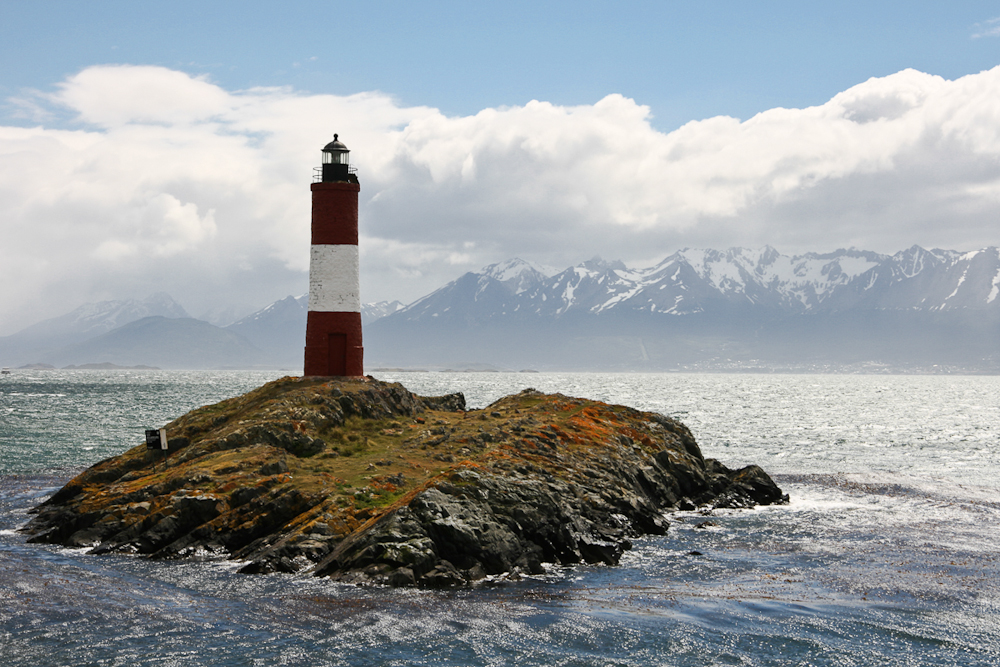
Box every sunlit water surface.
[2,370,999,666]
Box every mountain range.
[390,246,1000,320]
[365,245,1000,372]
[2,246,997,371]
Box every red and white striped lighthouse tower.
[303,134,363,376]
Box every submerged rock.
[21,376,787,586]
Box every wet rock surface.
[22,376,787,586]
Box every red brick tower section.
[303,135,363,376]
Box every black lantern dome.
[319,134,357,183]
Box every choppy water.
[2,370,999,665]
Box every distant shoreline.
[16,362,161,371]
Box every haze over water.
[2,370,999,665]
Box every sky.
[2,1,1000,334]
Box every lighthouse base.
[304,311,364,377]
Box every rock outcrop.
[22,377,787,586]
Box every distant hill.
[62,362,160,370]
[0,294,189,367]
[46,317,269,369]
[197,302,259,327]
[225,296,307,366]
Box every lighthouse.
[303,134,363,376]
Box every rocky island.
[22,377,787,587]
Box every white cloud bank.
[2,64,1000,333]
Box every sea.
[2,369,999,666]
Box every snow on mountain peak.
[481,257,556,295]
[69,293,190,332]
[482,258,556,281]
[391,246,1000,326]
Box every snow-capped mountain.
[825,245,1000,312]
[391,246,1000,324]
[0,293,192,366]
[17,292,190,339]
[361,300,405,325]
[481,258,557,294]
[368,246,1000,371]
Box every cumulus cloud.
[1,64,1000,333]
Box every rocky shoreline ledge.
[22,377,787,587]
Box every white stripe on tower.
[308,245,360,312]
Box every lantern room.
[318,134,357,183]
